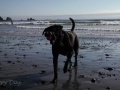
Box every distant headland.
[0,16,12,21]
[27,18,35,21]
[0,16,13,25]
[0,16,35,21]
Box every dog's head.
[42,25,63,44]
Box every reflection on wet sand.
[53,67,80,90]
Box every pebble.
[105,54,109,56]
[106,87,111,90]
[17,60,20,63]
[4,53,7,56]
[7,61,12,63]
[41,81,46,84]
[32,65,37,67]
[98,72,105,75]
[77,75,86,78]
[105,67,113,71]
[41,70,46,73]
[80,55,84,58]
[23,55,26,57]
[36,52,39,54]
[91,78,96,83]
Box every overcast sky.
[1,0,120,20]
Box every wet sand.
[0,35,120,90]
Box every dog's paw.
[63,66,68,73]
[73,64,77,67]
[68,68,72,72]
[51,79,58,83]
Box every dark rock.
[0,84,6,87]
[0,16,3,21]
[23,55,26,57]
[106,87,111,90]
[7,61,12,63]
[37,80,46,85]
[36,52,39,54]
[77,75,86,78]
[27,18,35,21]
[105,54,109,56]
[32,64,37,67]
[6,17,12,21]
[112,74,116,76]
[98,72,105,75]
[80,46,88,49]
[4,53,7,56]
[39,70,46,74]
[6,17,13,25]
[88,88,90,90]
[80,55,84,58]
[41,80,46,84]
[107,74,112,77]
[41,70,46,73]
[105,67,113,71]
[91,78,96,83]
[17,60,20,63]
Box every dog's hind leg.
[73,36,79,67]
[62,31,74,53]
[74,50,78,67]
[51,53,59,83]
[68,61,72,72]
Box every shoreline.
[0,35,120,90]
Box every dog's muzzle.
[43,31,56,44]
[43,32,52,39]
[46,36,52,40]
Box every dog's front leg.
[51,53,59,83]
[63,53,72,73]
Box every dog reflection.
[53,67,80,90]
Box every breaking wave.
[1,19,120,37]
[1,20,120,25]
[16,25,120,32]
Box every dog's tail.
[69,18,75,31]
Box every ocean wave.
[0,21,49,25]
[77,33,120,36]
[0,21,65,25]
[16,25,120,32]
[100,21,120,25]
[1,20,120,25]
[16,26,45,29]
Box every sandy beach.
[0,34,120,90]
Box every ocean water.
[0,19,120,38]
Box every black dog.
[42,18,79,83]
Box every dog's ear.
[42,29,46,35]
[42,30,45,35]
[58,25,63,30]
[42,28,48,35]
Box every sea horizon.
[1,13,120,20]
